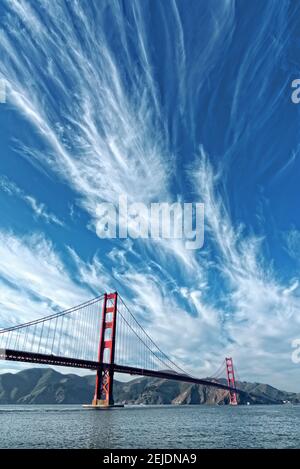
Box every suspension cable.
[0,294,104,334]
[118,294,191,376]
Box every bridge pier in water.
[90,292,120,408]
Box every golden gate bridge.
[0,292,241,407]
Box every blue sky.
[0,0,300,390]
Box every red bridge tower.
[225,357,238,405]
[92,292,118,407]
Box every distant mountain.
[0,368,299,405]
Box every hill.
[0,368,299,405]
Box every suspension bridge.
[0,292,240,407]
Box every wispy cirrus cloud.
[0,231,89,320]
[191,147,300,386]
[0,176,63,226]
[283,229,300,263]
[0,0,207,289]
[0,0,170,208]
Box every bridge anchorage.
[0,290,242,408]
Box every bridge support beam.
[91,292,118,407]
[225,357,238,405]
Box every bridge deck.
[0,348,243,395]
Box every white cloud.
[67,246,112,295]
[284,229,300,262]
[0,0,170,209]
[0,176,63,226]
[0,231,88,319]
[192,147,300,389]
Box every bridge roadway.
[0,348,244,396]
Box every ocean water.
[0,405,300,449]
